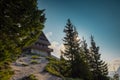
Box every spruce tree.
[89,36,108,80]
[0,0,45,79]
[81,38,90,63]
[62,19,92,80]
[0,0,46,61]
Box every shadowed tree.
[0,0,45,79]
[89,36,108,80]
[0,0,46,61]
[81,38,90,63]
[61,19,92,80]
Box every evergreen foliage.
[45,57,64,77]
[81,38,90,63]
[0,0,45,61]
[89,36,108,80]
[45,19,109,80]
[0,0,45,79]
[62,19,92,80]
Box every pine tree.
[62,19,77,61]
[0,0,45,79]
[0,0,46,61]
[62,19,92,80]
[81,38,90,63]
[89,36,108,80]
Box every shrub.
[31,56,40,59]
[21,63,28,66]
[46,56,56,61]
[19,74,38,80]
[45,57,84,80]
[0,59,14,80]
[63,78,83,80]
[45,63,62,77]
[0,68,14,80]
[30,60,38,64]
[45,57,63,77]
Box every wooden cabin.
[23,32,53,56]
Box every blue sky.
[38,0,120,61]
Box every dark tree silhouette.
[61,19,92,80]
[0,0,45,79]
[89,36,108,80]
[0,0,45,61]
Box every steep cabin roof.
[23,32,53,53]
[36,32,51,45]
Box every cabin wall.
[31,49,49,56]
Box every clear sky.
[38,0,120,62]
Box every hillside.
[10,54,62,80]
